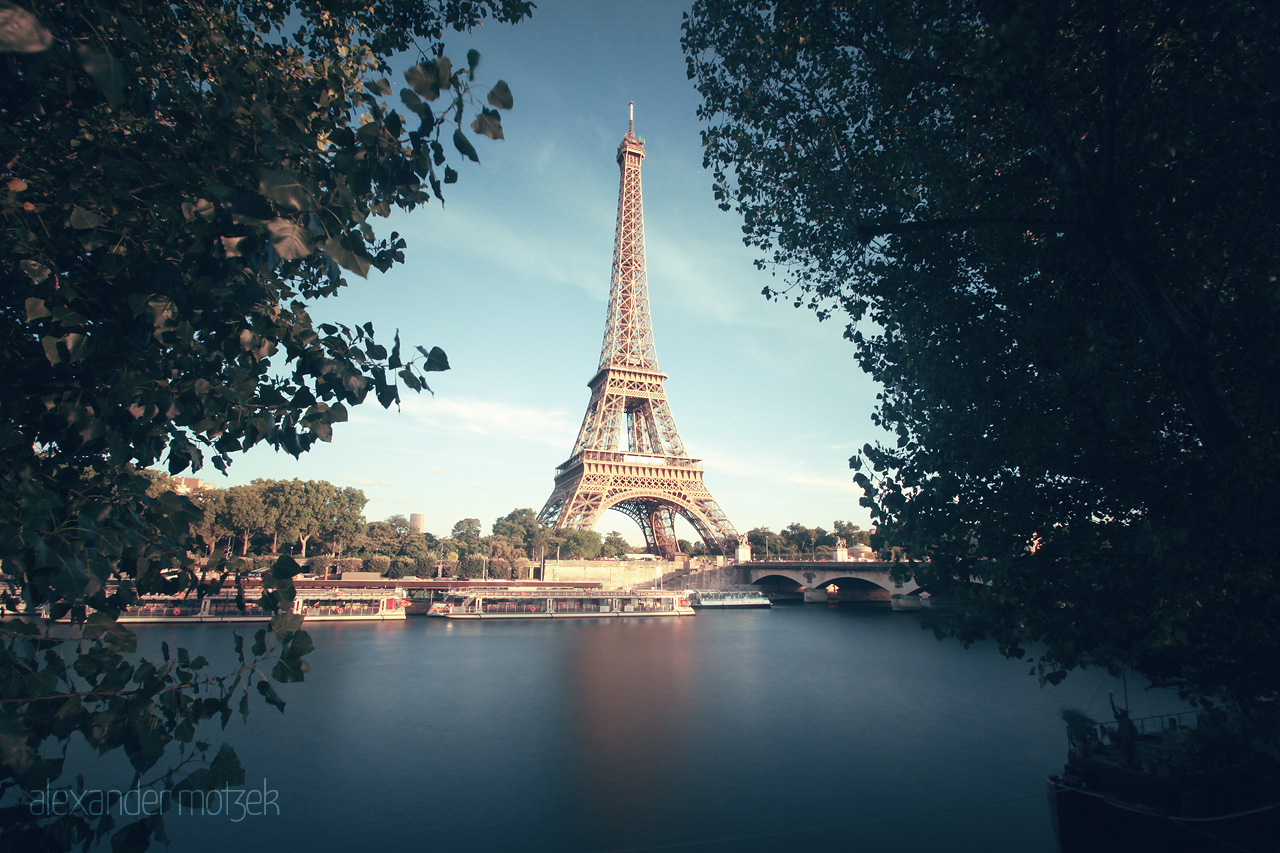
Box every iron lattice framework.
[537,108,738,560]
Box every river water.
[79,604,1184,852]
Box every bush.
[389,556,415,579]
[363,555,391,574]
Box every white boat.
[425,587,694,619]
[687,589,771,609]
[118,588,409,622]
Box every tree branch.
[856,216,1078,240]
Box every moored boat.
[1048,708,1280,852]
[687,588,771,609]
[118,588,409,623]
[425,587,693,618]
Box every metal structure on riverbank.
[537,105,738,560]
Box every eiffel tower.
[537,106,739,560]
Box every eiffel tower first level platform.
[537,106,738,560]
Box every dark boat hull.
[1048,772,1280,852]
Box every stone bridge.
[746,561,920,603]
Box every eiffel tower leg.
[649,506,680,560]
[632,510,659,556]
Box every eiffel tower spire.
[537,106,738,560]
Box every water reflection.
[76,606,1183,853]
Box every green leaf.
[82,613,137,653]
[221,235,251,257]
[269,612,304,637]
[405,62,442,101]
[289,629,315,657]
[259,169,314,212]
[270,653,309,684]
[434,56,453,88]
[266,218,312,259]
[417,345,450,372]
[0,6,53,52]
[76,42,125,107]
[21,260,50,284]
[323,237,372,278]
[217,188,274,222]
[24,297,50,321]
[69,206,106,229]
[452,128,479,162]
[256,679,286,712]
[399,87,426,116]
[0,714,37,779]
[471,108,504,140]
[467,49,480,74]
[487,80,514,110]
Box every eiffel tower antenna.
[537,106,739,560]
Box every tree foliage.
[0,0,531,848]
[684,0,1280,720]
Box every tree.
[601,530,632,559]
[321,486,368,557]
[552,529,603,560]
[744,526,784,560]
[191,488,229,557]
[492,508,539,557]
[0,1,532,849]
[781,523,816,559]
[451,517,483,547]
[832,521,870,548]
[684,0,1280,727]
[221,482,273,556]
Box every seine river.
[84,604,1182,852]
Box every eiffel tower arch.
[537,106,739,560]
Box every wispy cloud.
[389,181,615,303]
[711,447,861,495]
[390,395,575,447]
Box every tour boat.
[118,588,409,622]
[686,589,771,609]
[425,587,694,619]
[1048,709,1280,852]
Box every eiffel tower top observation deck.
[537,105,738,559]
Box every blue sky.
[218,1,883,542]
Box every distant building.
[409,513,425,534]
[170,477,214,496]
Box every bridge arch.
[747,565,919,602]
